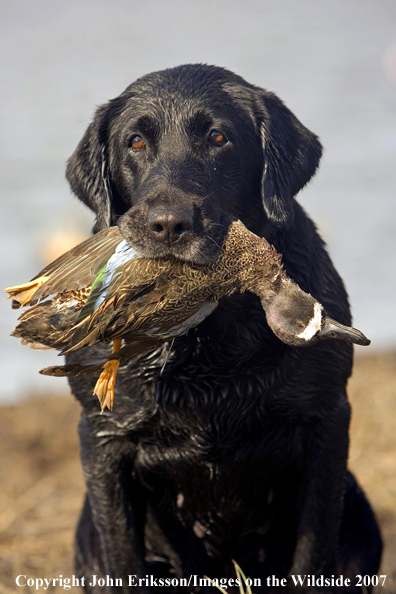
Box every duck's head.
[261,283,370,347]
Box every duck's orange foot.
[4,275,50,308]
[94,359,120,412]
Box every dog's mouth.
[118,207,231,266]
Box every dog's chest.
[131,364,301,482]
[132,404,291,551]
[134,391,295,498]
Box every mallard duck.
[6,220,370,411]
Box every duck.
[5,220,370,411]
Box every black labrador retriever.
[65,64,382,592]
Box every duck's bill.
[320,317,370,346]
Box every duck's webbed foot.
[94,359,120,412]
[94,339,121,412]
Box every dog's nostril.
[152,223,164,234]
[174,222,191,235]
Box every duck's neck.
[216,220,285,297]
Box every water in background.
[1,0,395,402]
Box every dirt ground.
[0,351,395,593]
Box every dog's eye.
[208,130,227,147]
[130,135,146,151]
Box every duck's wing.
[62,260,217,355]
[61,258,171,352]
[5,226,122,308]
[77,239,149,317]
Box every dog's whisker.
[160,338,175,376]
[200,192,214,203]
[205,235,221,249]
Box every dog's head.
[67,64,322,264]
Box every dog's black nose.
[148,208,193,244]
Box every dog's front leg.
[288,397,351,593]
[77,413,149,594]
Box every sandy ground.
[0,351,395,593]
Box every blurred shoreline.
[0,350,395,592]
[2,0,396,403]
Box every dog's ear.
[66,104,113,233]
[259,92,322,227]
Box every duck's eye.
[208,129,227,147]
[130,135,146,151]
[296,320,304,328]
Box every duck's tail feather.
[39,361,106,377]
[65,335,164,364]
[40,336,163,377]
[39,336,164,378]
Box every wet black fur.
[66,65,382,593]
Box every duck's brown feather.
[7,226,121,308]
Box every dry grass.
[0,396,83,593]
[0,351,395,593]
[348,351,396,590]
